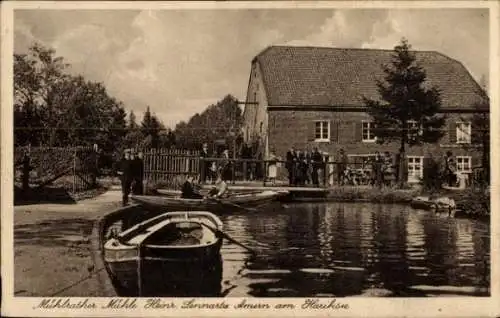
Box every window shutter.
[471,155,479,170]
[471,121,481,145]
[448,122,457,144]
[354,122,362,142]
[330,120,339,143]
[307,121,316,142]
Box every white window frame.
[407,156,424,183]
[456,156,472,173]
[407,120,423,139]
[314,121,330,142]
[362,121,376,143]
[456,121,471,144]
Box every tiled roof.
[254,46,486,108]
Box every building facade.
[242,46,488,183]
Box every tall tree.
[128,110,139,130]
[140,106,163,148]
[363,39,445,187]
[173,94,242,150]
[14,43,129,150]
[124,110,142,148]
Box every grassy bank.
[325,186,418,204]
[324,186,490,220]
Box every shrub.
[421,156,444,191]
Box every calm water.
[217,202,490,297]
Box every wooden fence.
[14,146,99,193]
[143,148,201,190]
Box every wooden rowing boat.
[103,211,223,296]
[131,190,285,212]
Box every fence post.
[22,153,31,191]
[232,161,236,185]
[72,148,77,194]
[200,158,206,184]
[243,161,247,182]
[262,160,266,187]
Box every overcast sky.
[14,8,489,128]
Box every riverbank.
[13,190,121,297]
[323,186,490,220]
[325,186,416,204]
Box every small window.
[407,120,423,139]
[456,122,471,144]
[315,121,330,142]
[259,122,263,133]
[407,156,424,183]
[362,121,376,142]
[253,92,257,103]
[456,156,472,173]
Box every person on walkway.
[311,147,323,187]
[200,143,211,184]
[220,148,232,182]
[118,150,133,206]
[181,175,203,199]
[285,147,296,186]
[305,148,312,185]
[132,151,144,195]
[267,149,278,185]
[207,174,228,199]
[337,148,348,186]
[298,151,308,186]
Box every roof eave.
[266,104,489,113]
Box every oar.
[199,223,256,255]
[207,197,258,212]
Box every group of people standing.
[117,149,144,206]
[200,143,234,184]
[285,147,325,187]
[363,151,395,187]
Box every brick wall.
[268,110,484,168]
[242,61,269,154]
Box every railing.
[197,157,392,187]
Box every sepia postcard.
[1,1,499,317]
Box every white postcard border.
[2,1,499,317]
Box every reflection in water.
[220,202,490,297]
[102,202,490,297]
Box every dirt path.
[13,190,123,297]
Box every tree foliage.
[14,43,127,149]
[363,39,446,151]
[173,95,242,150]
[363,39,446,187]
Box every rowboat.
[410,196,457,213]
[103,211,224,296]
[131,190,286,212]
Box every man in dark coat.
[200,143,211,184]
[181,175,203,199]
[118,150,133,206]
[285,147,296,186]
[311,147,323,187]
[131,151,144,195]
